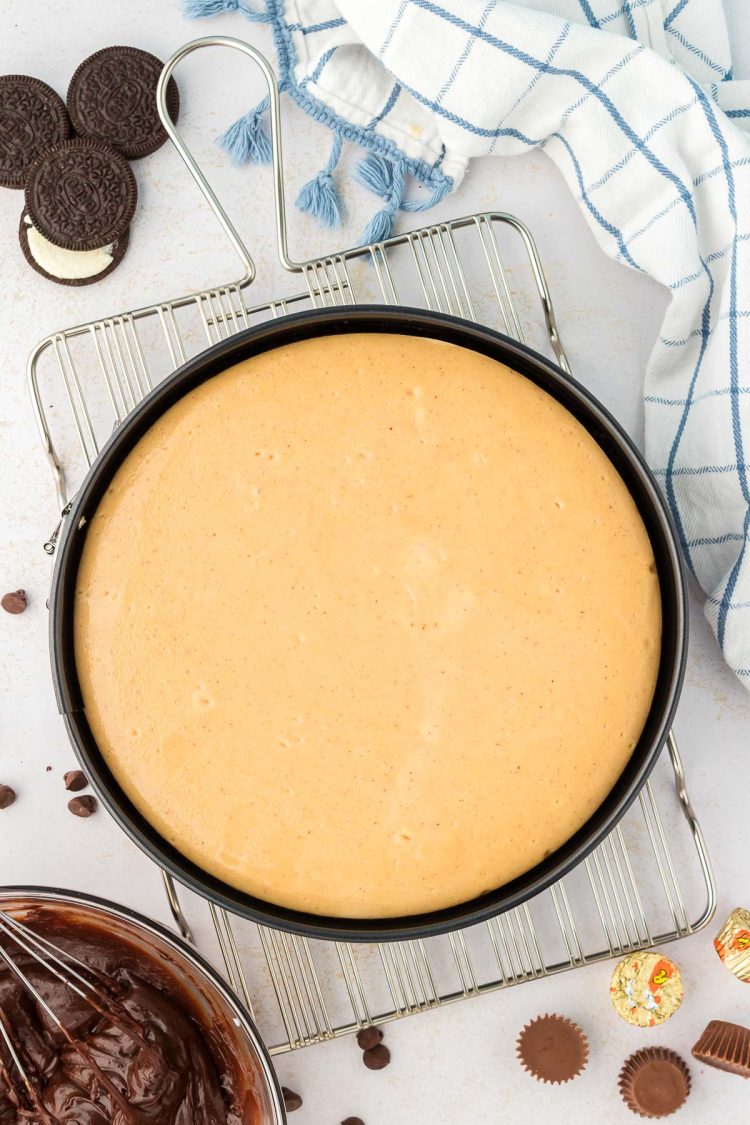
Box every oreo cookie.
[0,75,71,189]
[67,46,179,160]
[19,211,129,286]
[25,137,137,251]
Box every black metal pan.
[49,307,687,942]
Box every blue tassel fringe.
[184,1,454,241]
[360,158,406,245]
[296,133,343,228]
[401,176,453,212]
[218,98,272,165]
[296,171,342,228]
[182,0,270,19]
[355,152,395,200]
[360,206,397,245]
[182,0,241,17]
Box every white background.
[1,2,749,1122]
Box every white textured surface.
[1,3,749,1123]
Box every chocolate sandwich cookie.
[25,137,137,252]
[20,210,129,285]
[0,75,70,189]
[67,46,180,159]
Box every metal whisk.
[0,909,147,1121]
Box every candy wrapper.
[610,952,683,1028]
[714,907,750,983]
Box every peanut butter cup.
[618,1047,690,1118]
[516,1014,588,1083]
[692,1019,750,1078]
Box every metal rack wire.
[29,37,715,1055]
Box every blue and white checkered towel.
[187,0,750,688]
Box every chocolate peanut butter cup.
[67,46,179,159]
[0,75,70,189]
[618,1047,691,1118]
[692,1019,750,1077]
[25,137,137,252]
[516,1014,588,1083]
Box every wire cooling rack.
[29,38,715,1055]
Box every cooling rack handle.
[156,36,297,280]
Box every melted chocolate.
[0,910,258,1123]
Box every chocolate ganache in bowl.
[0,889,284,1124]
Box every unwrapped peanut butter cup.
[618,1047,690,1118]
[516,1014,588,1083]
[692,1019,750,1077]
[714,907,750,983]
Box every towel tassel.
[400,176,453,212]
[296,132,344,228]
[356,153,451,240]
[182,0,269,20]
[218,95,272,165]
[360,158,406,245]
[355,152,396,200]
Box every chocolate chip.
[363,1044,390,1071]
[2,590,28,614]
[64,770,88,792]
[68,795,97,818]
[281,1087,302,1112]
[0,785,16,810]
[342,1118,365,1125]
[356,1027,383,1051]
